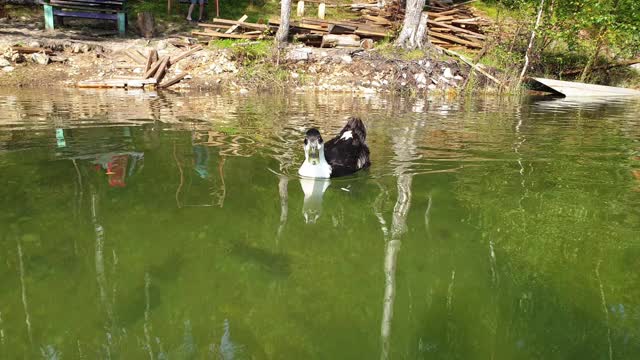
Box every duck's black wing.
[324,117,371,177]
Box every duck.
[298,117,371,178]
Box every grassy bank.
[468,0,640,89]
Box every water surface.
[1,89,639,359]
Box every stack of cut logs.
[192,0,490,51]
[78,45,203,89]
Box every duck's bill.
[308,142,320,164]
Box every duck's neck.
[299,152,331,179]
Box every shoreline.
[0,20,503,96]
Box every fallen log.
[321,34,361,48]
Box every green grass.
[472,0,534,21]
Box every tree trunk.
[394,0,428,50]
[276,0,292,44]
[580,28,606,82]
[137,12,155,39]
[517,0,545,86]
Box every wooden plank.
[153,56,170,83]
[269,18,327,32]
[429,32,483,48]
[434,15,454,22]
[170,45,203,64]
[50,0,123,8]
[531,77,640,97]
[302,18,385,33]
[225,14,248,34]
[143,55,167,79]
[451,17,481,24]
[52,9,119,20]
[124,49,146,65]
[354,29,387,38]
[192,31,259,39]
[428,8,460,16]
[159,73,187,89]
[206,19,269,30]
[427,19,486,40]
[144,49,157,72]
[361,14,391,26]
[427,37,448,45]
[328,23,357,35]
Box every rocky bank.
[0,19,495,95]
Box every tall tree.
[395,0,430,49]
[276,0,292,44]
[517,0,545,85]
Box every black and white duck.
[298,117,371,179]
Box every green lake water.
[0,89,639,359]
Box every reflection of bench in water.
[42,0,127,36]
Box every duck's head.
[304,128,324,165]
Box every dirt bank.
[0,18,500,95]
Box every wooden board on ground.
[192,31,259,39]
[225,14,248,34]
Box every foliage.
[477,0,640,85]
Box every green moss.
[237,62,290,89]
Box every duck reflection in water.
[299,178,330,224]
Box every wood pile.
[190,1,491,51]
[192,15,272,40]
[78,45,203,89]
[355,0,490,51]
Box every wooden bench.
[42,0,127,36]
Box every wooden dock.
[532,78,640,97]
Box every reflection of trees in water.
[91,189,122,358]
[379,121,420,360]
[453,98,640,358]
[16,235,33,345]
